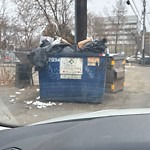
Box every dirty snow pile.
[33,101,56,109]
[25,99,57,109]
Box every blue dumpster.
[39,53,107,103]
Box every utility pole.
[75,0,87,44]
[142,0,146,65]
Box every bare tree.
[130,31,141,58]
[87,12,106,39]
[0,0,9,50]
[11,0,45,49]
[34,0,74,39]
[87,12,96,37]
[107,0,127,53]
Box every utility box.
[106,54,125,92]
[39,53,107,103]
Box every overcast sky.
[87,0,150,31]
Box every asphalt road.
[0,64,150,126]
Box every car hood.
[1,108,150,131]
[32,108,150,125]
[0,127,10,131]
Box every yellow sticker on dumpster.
[87,57,100,66]
[60,58,83,79]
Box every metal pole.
[75,0,87,44]
[142,0,146,65]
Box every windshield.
[0,0,150,127]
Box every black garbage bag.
[81,39,107,53]
[27,38,107,71]
[27,43,74,71]
[49,43,70,54]
[40,39,51,47]
[27,45,51,71]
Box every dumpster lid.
[114,68,125,79]
[108,54,125,60]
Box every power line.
[145,0,150,26]
[141,0,146,65]
[126,0,143,26]
[131,0,141,19]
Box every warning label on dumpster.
[60,58,83,79]
[87,57,100,66]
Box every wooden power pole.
[142,0,146,65]
[75,0,87,44]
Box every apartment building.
[106,15,141,55]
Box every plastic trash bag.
[27,44,51,71]
[81,38,107,53]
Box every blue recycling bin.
[39,53,107,103]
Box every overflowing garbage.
[27,36,107,71]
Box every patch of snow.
[16,92,21,94]
[10,95,16,98]
[52,102,56,105]
[37,105,43,109]
[33,101,57,108]
[9,99,15,104]
[20,88,25,91]
[9,99,14,102]
[36,88,40,92]
[26,101,33,105]
[36,96,40,100]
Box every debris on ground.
[10,95,16,98]
[20,88,25,92]
[37,105,45,109]
[36,88,40,92]
[26,101,33,105]
[25,106,32,109]
[16,92,21,95]
[9,99,15,102]
[59,103,62,105]
[32,101,56,109]
[36,96,40,100]
[9,99,15,104]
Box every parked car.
[138,56,150,64]
[125,55,141,63]
[126,54,150,63]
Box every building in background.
[87,15,141,55]
[104,15,141,55]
